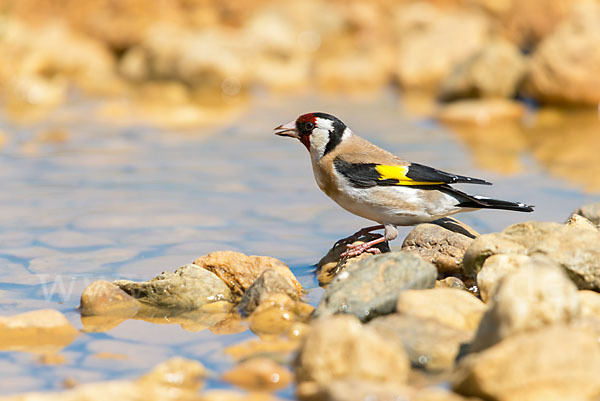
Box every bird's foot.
[334,225,385,248]
[340,237,387,258]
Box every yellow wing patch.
[375,165,444,186]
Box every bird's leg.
[334,224,385,247]
[341,224,398,258]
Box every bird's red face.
[274,113,316,150]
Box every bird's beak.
[274,120,299,138]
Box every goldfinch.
[275,112,534,258]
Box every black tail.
[442,185,534,212]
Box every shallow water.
[0,92,598,395]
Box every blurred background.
[1,0,600,395]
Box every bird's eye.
[304,122,315,131]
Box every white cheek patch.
[315,117,334,131]
[342,127,352,141]
[309,128,329,160]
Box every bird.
[274,112,534,258]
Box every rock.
[393,4,491,89]
[79,280,140,317]
[239,269,301,315]
[0,309,78,352]
[193,251,302,299]
[0,357,206,401]
[436,277,467,291]
[222,357,292,392]
[523,2,600,105]
[199,390,283,401]
[295,315,410,394]
[225,337,301,362]
[438,99,526,125]
[248,294,313,336]
[476,254,529,302]
[370,315,472,372]
[315,47,393,93]
[396,288,486,331]
[453,326,600,401]
[573,202,600,226]
[463,221,600,291]
[578,290,600,319]
[304,379,412,401]
[317,233,390,286]
[114,264,233,310]
[401,223,474,275]
[470,260,580,352]
[313,252,437,322]
[565,213,598,232]
[439,38,526,101]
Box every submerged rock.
[239,269,301,315]
[370,314,472,372]
[114,263,233,309]
[193,251,302,299]
[572,202,600,226]
[401,223,474,275]
[0,309,79,353]
[248,294,313,336]
[453,326,600,401]
[470,260,580,352]
[313,252,437,322]
[295,315,410,399]
[80,280,140,317]
[222,357,292,392]
[0,357,206,401]
[463,221,600,290]
[396,288,486,332]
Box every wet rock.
[464,221,600,290]
[396,288,486,331]
[370,315,472,372]
[436,277,467,291]
[578,290,600,319]
[453,326,600,401]
[239,269,300,315]
[0,309,78,352]
[572,202,600,226]
[114,263,233,309]
[317,233,390,286]
[222,357,292,392]
[439,38,526,101]
[470,260,580,352]
[438,99,525,125]
[523,2,600,105]
[565,213,598,231]
[394,4,491,89]
[401,223,473,275]
[313,252,437,322]
[248,294,313,336]
[476,254,529,302]
[295,315,410,395]
[79,280,140,317]
[193,251,302,299]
